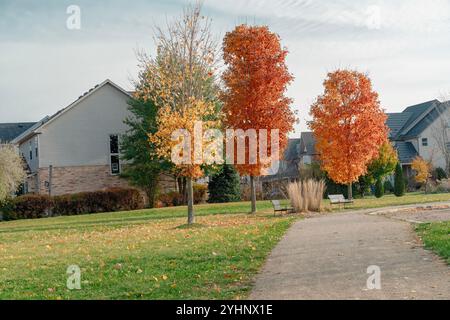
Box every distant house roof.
[299,132,317,155]
[284,138,301,161]
[403,102,448,139]
[386,112,413,138]
[0,122,36,143]
[386,100,442,139]
[394,141,418,164]
[262,138,301,181]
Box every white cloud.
[205,0,450,33]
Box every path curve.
[249,211,450,300]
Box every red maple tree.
[309,70,388,199]
[222,24,296,212]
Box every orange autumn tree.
[309,70,388,200]
[222,25,296,213]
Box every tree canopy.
[309,70,388,199]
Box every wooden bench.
[271,200,295,215]
[328,194,354,209]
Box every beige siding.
[38,83,132,168]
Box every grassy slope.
[0,201,294,300]
[416,221,450,265]
[342,192,450,211]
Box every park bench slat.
[271,200,294,215]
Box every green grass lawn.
[0,201,295,300]
[326,192,450,211]
[0,192,449,300]
[416,221,450,265]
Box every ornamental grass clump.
[288,179,326,213]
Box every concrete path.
[250,210,450,300]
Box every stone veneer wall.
[37,165,133,196]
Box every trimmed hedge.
[156,184,208,208]
[0,188,144,221]
[157,191,183,207]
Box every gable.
[38,80,131,132]
[387,100,448,139]
[399,100,440,137]
[33,81,132,168]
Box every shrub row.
[0,188,145,221]
[155,184,208,208]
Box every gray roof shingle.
[404,101,449,139]
[262,138,301,181]
[300,132,317,155]
[0,123,36,143]
[386,112,413,138]
[401,100,439,133]
[394,141,418,164]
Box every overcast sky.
[1,0,450,136]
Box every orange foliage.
[309,70,388,185]
[222,25,296,177]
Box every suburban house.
[4,78,449,198]
[10,80,135,196]
[387,100,450,176]
[8,79,174,197]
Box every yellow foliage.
[411,157,431,184]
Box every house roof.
[261,138,301,181]
[0,122,36,143]
[386,112,413,138]
[300,132,317,155]
[11,80,131,145]
[387,99,448,140]
[404,102,449,139]
[284,138,301,161]
[394,141,418,164]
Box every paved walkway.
[250,207,450,300]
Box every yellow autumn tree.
[411,157,432,192]
[136,3,221,224]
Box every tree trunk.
[347,182,353,200]
[182,177,187,205]
[250,176,257,214]
[187,177,195,224]
[178,177,187,205]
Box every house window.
[422,138,428,147]
[109,134,120,175]
[446,142,450,151]
[35,147,38,158]
[111,155,120,175]
[110,135,119,154]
